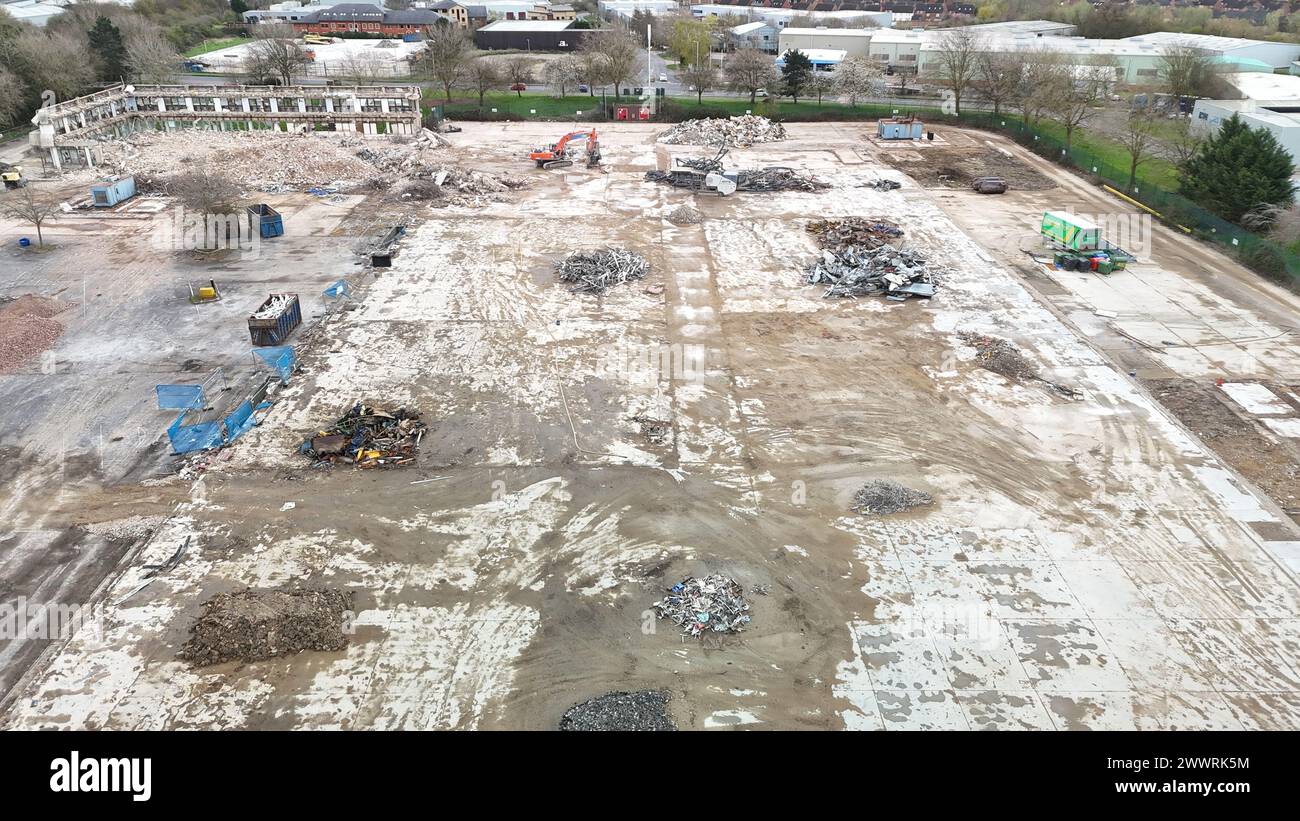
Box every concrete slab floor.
[1,122,1299,730]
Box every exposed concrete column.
[185,97,195,112]
[270,98,279,113]
[298,98,307,113]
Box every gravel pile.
[658,115,787,146]
[556,248,650,293]
[852,480,933,515]
[0,296,74,374]
[178,588,354,666]
[559,690,677,731]
[666,204,703,226]
[82,515,167,542]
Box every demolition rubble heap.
[958,331,1080,398]
[644,163,828,193]
[0,295,73,374]
[657,115,787,146]
[806,217,904,250]
[178,588,354,666]
[852,480,934,515]
[806,245,935,299]
[559,690,677,731]
[389,164,530,207]
[300,401,427,468]
[556,248,650,293]
[653,574,752,638]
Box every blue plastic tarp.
[323,279,350,300]
[156,384,204,410]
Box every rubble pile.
[736,167,830,192]
[100,130,378,191]
[300,401,426,468]
[666,204,703,226]
[0,296,73,374]
[806,246,935,300]
[867,179,902,191]
[178,588,354,666]
[658,115,787,146]
[652,574,752,637]
[389,164,530,208]
[559,690,677,731]
[806,217,903,250]
[632,415,671,444]
[852,480,933,515]
[81,514,167,542]
[556,248,650,293]
[958,331,1080,398]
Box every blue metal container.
[248,293,302,347]
[90,176,136,207]
[247,203,284,239]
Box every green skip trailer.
[1040,210,1135,275]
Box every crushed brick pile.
[0,296,74,373]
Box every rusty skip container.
[248,293,302,347]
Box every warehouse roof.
[478,19,575,31]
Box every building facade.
[291,4,450,36]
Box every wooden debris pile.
[556,248,650,293]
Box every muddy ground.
[3,123,1300,730]
[870,127,1056,191]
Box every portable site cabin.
[1041,211,1101,251]
[91,176,135,207]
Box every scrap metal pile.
[806,245,935,300]
[806,217,904,251]
[556,248,650,293]
[652,574,752,638]
[300,401,426,467]
[657,115,787,147]
[852,480,934,515]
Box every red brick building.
[291,4,451,37]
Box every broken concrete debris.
[657,115,786,147]
[958,331,1080,398]
[556,248,650,294]
[666,204,703,226]
[300,401,426,468]
[178,588,354,667]
[632,415,671,444]
[81,514,167,542]
[645,165,828,193]
[559,690,677,731]
[0,295,74,374]
[852,480,934,515]
[389,164,530,208]
[653,574,752,637]
[806,246,935,300]
[806,217,903,250]
[867,179,902,191]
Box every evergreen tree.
[1180,114,1296,225]
[231,0,250,15]
[780,49,813,104]
[88,17,129,84]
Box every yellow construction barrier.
[1102,185,1192,234]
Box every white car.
[755,88,769,98]
[658,73,668,82]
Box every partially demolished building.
[29,83,424,170]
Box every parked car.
[755,88,768,98]
[510,82,526,91]
[658,73,668,82]
[579,84,589,93]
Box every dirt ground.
[870,127,1056,191]
[3,122,1300,730]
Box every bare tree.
[340,50,385,83]
[724,48,775,104]
[973,51,1021,117]
[831,55,881,107]
[1158,45,1217,100]
[1163,119,1204,172]
[542,54,580,98]
[0,187,61,247]
[245,24,308,86]
[932,28,982,116]
[574,51,605,97]
[463,57,503,108]
[579,29,639,98]
[9,29,95,108]
[421,27,473,102]
[504,56,534,97]
[1046,61,1103,151]
[681,61,717,103]
[1013,48,1066,127]
[171,170,242,216]
[0,66,27,129]
[126,27,179,86]
[1119,110,1160,188]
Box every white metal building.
[731,21,779,53]
[1191,73,1300,169]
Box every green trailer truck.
[1040,210,1135,274]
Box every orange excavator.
[529,129,601,170]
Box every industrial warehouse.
[0,1,1299,768]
